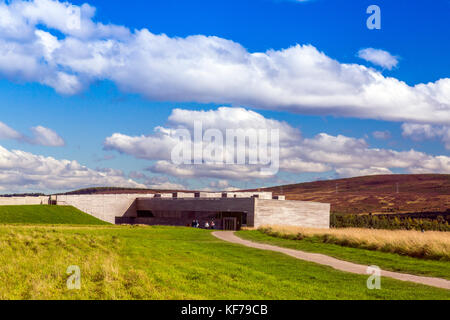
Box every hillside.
[59,174,450,215]
[0,205,109,225]
[256,174,450,215]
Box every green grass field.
[0,224,449,300]
[0,206,448,300]
[0,205,109,225]
[236,230,450,280]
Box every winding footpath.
[212,231,450,290]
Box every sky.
[0,0,449,193]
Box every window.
[242,213,248,225]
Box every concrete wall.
[56,194,156,224]
[194,192,222,198]
[223,192,273,199]
[0,196,50,206]
[254,199,330,229]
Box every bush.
[331,213,450,231]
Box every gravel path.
[212,231,450,290]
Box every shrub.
[331,213,450,231]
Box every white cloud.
[147,181,186,190]
[0,1,448,124]
[150,161,274,180]
[168,108,300,143]
[209,180,231,190]
[372,130,391,140]
[358,48,399,70]
[104,107,450,181]
[104,107,296,167]
[128,171,186,190]
[29,126,65,147]
[0,144,146,192]
[336,167,393,178]
[209,180,240,192]
[0,121,22,140]
[145,179,186,190]
[0,120,65,147]
[104,128,177,161]
[402,123,450,150]
[402,123,437,140]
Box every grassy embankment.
[0,225,449,300]
[237,226,450,280]
[0,205,109,225]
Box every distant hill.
[60,174,450,215]
[0,193,46,197]
[59,187,188,195]
[253,174,450,215]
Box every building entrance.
[223,217,237,230]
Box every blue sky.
[0,0,449,193]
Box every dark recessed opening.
[137,210,154,218]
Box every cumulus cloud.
[209,180,239,191]
[104,128,177,161]
[402,123,450,150]
[336,167,393,178]
[402,123,438,140]
[0,120,65,147]
[372,130,391,140]
[0,0,448,124]
[0,144,145,192]
[210,180,230,189]
[128,171,186,190]
[104,107,450,181]
[150,161,276,181]
[28,126,65,146]
[358,48,399,70]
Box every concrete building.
[116,192,330,230]
[1,192,330,230]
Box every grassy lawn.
[0,225,448,300]
[0,205,109,225]
[236,230,450,280]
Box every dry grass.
[258,226,450,261]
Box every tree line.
[331,213,450,231]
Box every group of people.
[191,219,216,229]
